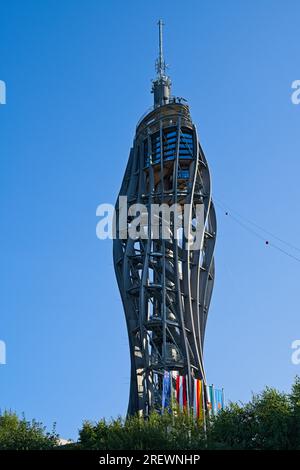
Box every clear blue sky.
[0,0,299,439]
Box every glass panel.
[179,129,193,159]
[165,137,177,144]
[144,139,149,167]
[151,132,161,163]
[165,130,177,138]
[178,169,190,179]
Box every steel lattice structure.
[113,21,216,416]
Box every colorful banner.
[193,378,203,420]
[209,385,216,415]
[162,371,171,411]
[206,384,213,415]
[165,373,224,417]
[214,388,224,413]
[175,375,187,410]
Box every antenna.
[156,19,166,77]
[152,19,171,107]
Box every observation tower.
[113,21,216,416]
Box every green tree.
[79,410,206,450]
[0,411,59,450]
[209,388,292,449]
[290,375,300,449]
[78,377,300,450]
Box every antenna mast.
[156,19,166,77]
[152,19,171,107]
